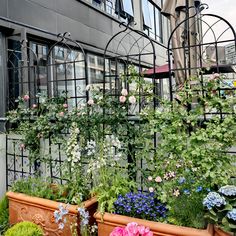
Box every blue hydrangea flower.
[227,209,236,221]
[219,185,236,197]
[203,192,226,210]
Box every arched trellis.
[102,22,158,185]
[103,21,157,112]
[166,3,236,168]
[46,32,88,108]
[7,39,39,110]
[6,33,89,188]
[167,3,236,102]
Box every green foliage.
[168,191,206,228]
[142,76,236,228]
[0,195,9,234]
[92,169,136,214]
[11,177,67,202]
[5,221,43,236]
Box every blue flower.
[178,177,186,184]
[183,189,190,195]
[203,192,226,210]
[196,186,203,192]
[78,207,90,227]
[227,209,236,221]
[219,185,236,197]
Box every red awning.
[144,63,236,79]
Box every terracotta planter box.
[7,191,97,236]
[94,212,214,236]
[214,226,233,236]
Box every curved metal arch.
[104,22,156,63]
[167,4,236,101]
[46,32,86,63]
[7,40,39,69]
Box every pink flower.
[32,104,37,109]
[63,103,68,108]
[121,88,128,96]
[110,223,153,236]
[137,225,153,236]
[59,112,64,117]
[210,73,220,80]
[23,94,30,101]
[125,222,139,235]
[128,96,136,104]
[119,96,126,103]
[87,99,94,105]
[110,227,125,236]
[19,143,25,150]
[155,176,162,183]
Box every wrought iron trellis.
[166,3,236,158]
[6,33,88,188]
[102,21,161,185]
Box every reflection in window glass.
[142,0,152,28]
[142,0,163,42]
[121,0,134,16]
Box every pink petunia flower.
[110,227,125,236]
[63,103,68,108]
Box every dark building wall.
[0,0,168,64]
[0,0,122,52]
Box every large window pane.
[142,0,152,28]
[121,0,133,16]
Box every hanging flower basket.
[94,212,214,236]
[6,191,97,236]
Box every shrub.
[5,221,44,236]
[0,195,9,234]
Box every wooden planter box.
[214,226,233,236]
[7,191,97,236]
[94,212,214,236]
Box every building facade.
[0,0,170,197]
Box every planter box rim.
[6,191,97,214]
[94,212,214,236]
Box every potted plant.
[6,95,100,236]
[203,185,236,236]
[93,75,236,235]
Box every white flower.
[148,176,153,181]
[87,99,94,105]
[149,187,154,193]
[121,88,128,96]
[128,95,136,104]
[86,84,91,91]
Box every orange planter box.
[7,191,97,236]
[94,212,214,236]
[214,226,233,236]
